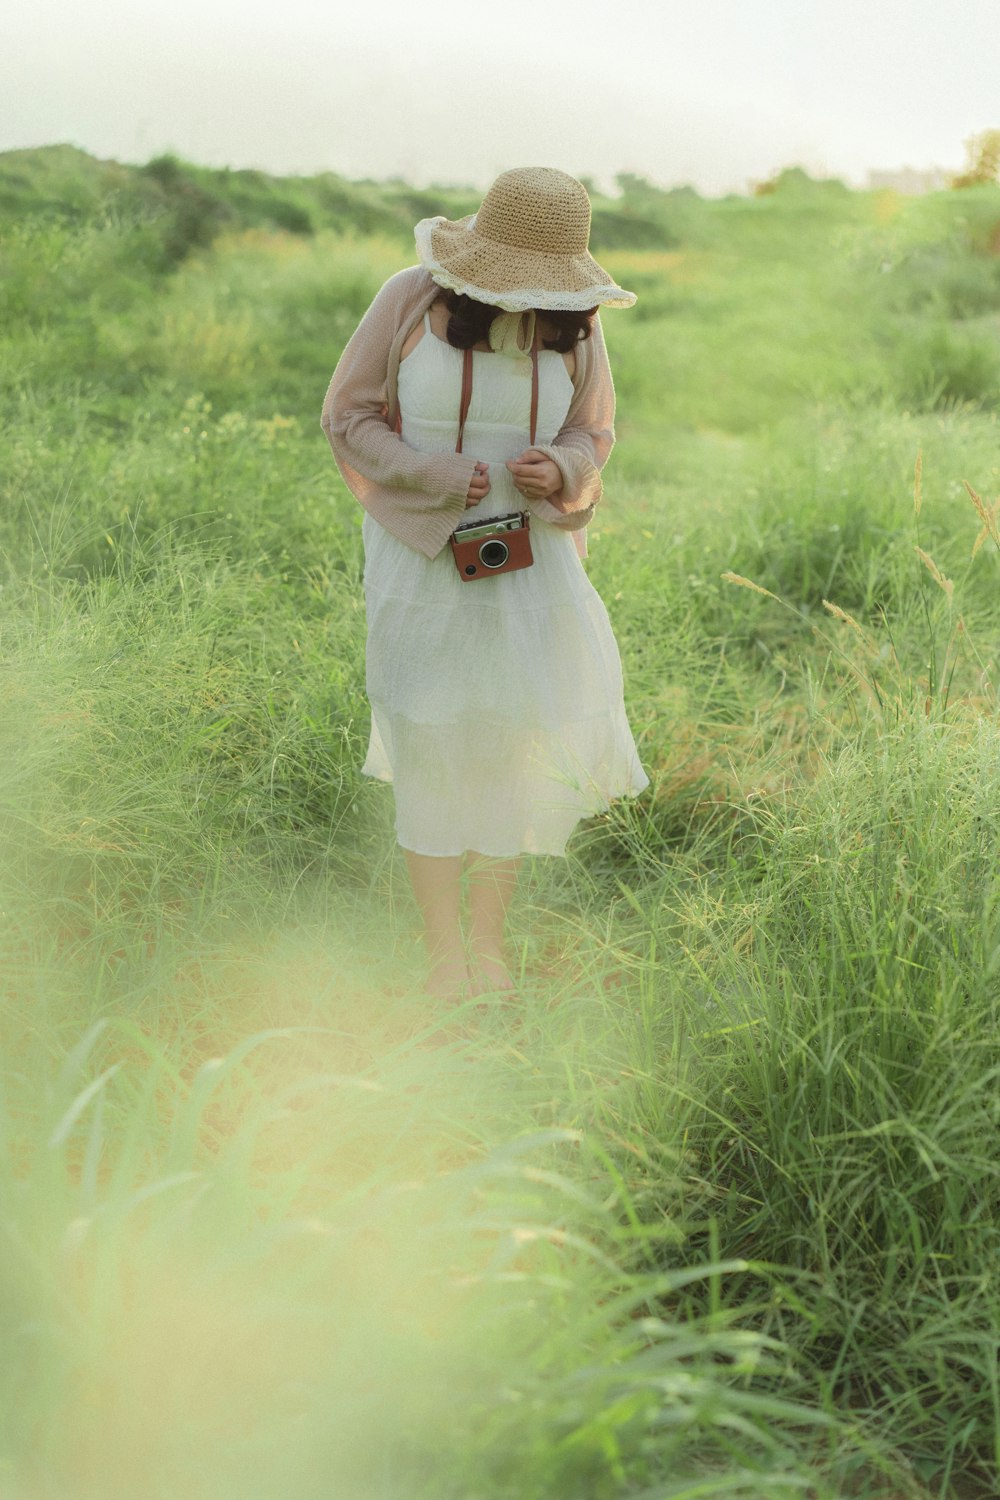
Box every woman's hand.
[466,461,491,507]
[506,450,565,507]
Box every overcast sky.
[2,0,997,193]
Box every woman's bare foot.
[469,945,517,998]
[424,951,473,1002]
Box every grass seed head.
[821,599,872,646]
[964,478,1000,556]
[720,572,780,602]
[914,546,953,600]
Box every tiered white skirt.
[361,510,649,857]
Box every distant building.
[866,167,953,195]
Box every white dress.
[361,314,649,857]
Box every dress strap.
[423,310,433,334]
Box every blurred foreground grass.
[2,150,1000,1498]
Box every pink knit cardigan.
[320,265,617,560]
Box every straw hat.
[414,167,636,313]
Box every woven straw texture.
[415,167,636,312]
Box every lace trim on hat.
[414,217,637,312]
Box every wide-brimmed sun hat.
[414,167,636,313]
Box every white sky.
[2,0,997,193]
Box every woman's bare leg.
[465,853,520,994]
[403,850,469,999]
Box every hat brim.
[415,215,636,312]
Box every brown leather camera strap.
[455,347,474,453]
[456,342,539,453]
[529,344,539,445]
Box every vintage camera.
[450,511,534,581]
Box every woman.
[322,167,649,1001]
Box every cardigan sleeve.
[320,271,479,559]
[521,312,615,532]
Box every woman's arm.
[320,270,480,558]
[519,313,615,530]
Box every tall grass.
[2,157,1000,1497]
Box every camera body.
[450,511,533,581]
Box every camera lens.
[479,539,509,569]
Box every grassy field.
[2,146,1000,1499]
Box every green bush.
[895,321,1000,408]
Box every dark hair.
[441,289,596,354]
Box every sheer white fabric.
[361,322,649,857]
